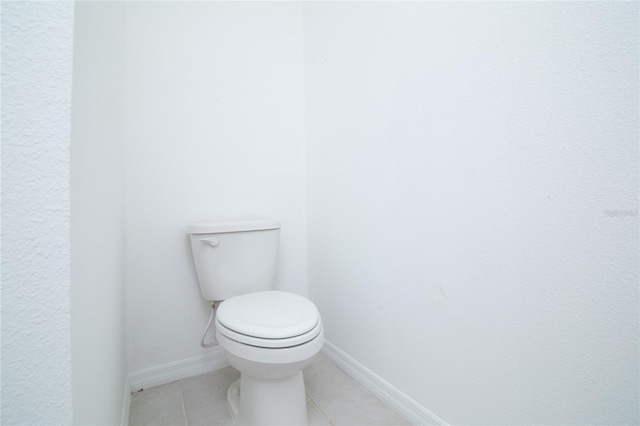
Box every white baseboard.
[322,340,448,426]
[128,346,229,392]
[121,375,131,426]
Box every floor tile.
[304,352,357,398]
[129,381,186,426]
[307,398,332,426]
[181,367,240,426]
[129,352,411,426]
[310,380,410,426]
[184,403,234,426]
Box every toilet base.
[227,372,308,425]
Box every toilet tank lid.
[186,219,280,234]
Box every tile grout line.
[178,380,189,426]
[307,396,333,425]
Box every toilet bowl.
[186,220,324,425]
[215,291,324,425]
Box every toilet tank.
[187,219,280,301]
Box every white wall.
[123,2,307,373]
[1,2,75,423]
[8,3,632,424]
[71,2,127,424]
[304,2,639,424]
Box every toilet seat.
[216,318,322,348]
[216,291,321,349]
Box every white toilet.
[187,219,324,425]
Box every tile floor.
[129,352,410,426]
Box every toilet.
[187,219,324,425]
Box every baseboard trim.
[128,346,229,392]
[322,340,448,426]
[121,375,131,426]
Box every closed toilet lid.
[216,291,320,340]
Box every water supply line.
[200,301,220,348]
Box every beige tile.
[307,398,332,426]
[129,355,409,426]
[310,380,409,426]
[181,367,240,426]
[129,381,186,426]
[304,352,357,398]
[184,403,234,426]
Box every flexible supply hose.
[200,301,220,348]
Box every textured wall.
[123,2,307,373]
[71,2,127,424]
[1,1,75,424]
[305,2,639,424]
